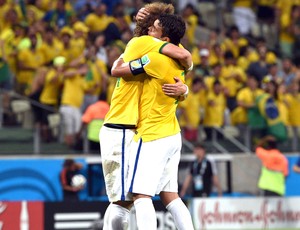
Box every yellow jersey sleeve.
[104,36,168,126]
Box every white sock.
[103,203,130,230]
[166,198,194,230]
[134,198,157,230]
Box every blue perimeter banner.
[0,158,86,201]
[0,156,298,201]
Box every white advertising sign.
[192,197,300,229]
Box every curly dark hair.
[134,2,174,37]
[158,14,186,46]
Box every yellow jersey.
[178,90,202,129]
[186,14,198,45]
[221,64,246,97]
[191,46,200,66]
[135,52,185,142]
[84,13,115,33]
[104,35,167,126]
[17,47,44,86]
[203,91,226,127]
[247,50,277,64]
[70,37,86,59]
[234,87,264,124]
[61,70,85,108]
[84,59,107,96]
[205,76,225,91]
[40,68,62,105]
[221,37,248,58]
[40,38,63,64]
[285,93,300,126]
[59,45,76,65]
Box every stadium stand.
[0,0,300,155]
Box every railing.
[1,89,299,155]
[182,125,300,154]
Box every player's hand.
[162,77,188,97]
[135,7,150,21]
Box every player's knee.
[111,214,129,230]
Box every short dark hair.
[158,14,186,45]
[224,51,234,59]
[267,140,277,149]
[213,79,221,86]
[63,158,75,167]
[194,142,206,150]
[45,26,55,33]
[192,77,203,86]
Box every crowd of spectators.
[0,0,300,149]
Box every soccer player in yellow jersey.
[99,3,192,230]
[111,14,194,230]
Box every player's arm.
[112,54,188,98]
[160,43,193,71]
[111,53,153,77]
[111,54,133,77]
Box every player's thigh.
[128,138,174,196]
[100,127,135,176]
[157,133,182,193]
[100,127,135,201]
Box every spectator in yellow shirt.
[16,32,44,95]
[181,3,200,46]
[221,25,249,58]
[71,21,89,61]
[247,37,277,65]
[232,75,264,126]
[278,4,299,58]
[178,77,204,143]
[203,80,226,140]
[205,62,225,91]
[84,3,121,45]
[81,45,108,113]
[263,78,289,126]
[285,80,300,127]
[221,51,246,111]
[38,56,65,142]
[39,26,63,65]
[59,64,88,148]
